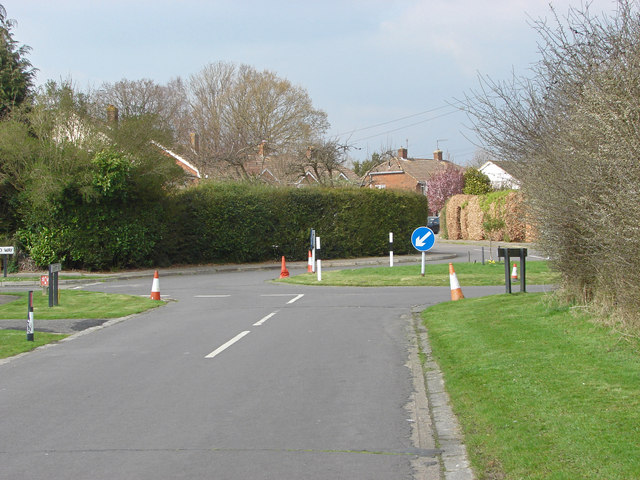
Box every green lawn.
[0,274,107,283]
[279,260,557,286]
[0,290,165,359]
[0,290,165,319]
[422,293,640,479]
[0,329,69,359]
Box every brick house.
[362,148,464,195]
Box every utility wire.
[335,102,460,137]
[351,108,460,143]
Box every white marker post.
[27,290,34,341]
[421,252,426,277]
[316,236,322,282]
[389,232,394,267]
[310,229,316,273]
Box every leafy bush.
[463,167,492,195]
[17,148,172,270]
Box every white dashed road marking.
[205,331,251,359]
[254,312,278,326]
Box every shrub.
[161,183,429,265]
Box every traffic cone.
[307,250,313,273]
[279,256,290,278]
[511,263,518,280]
[150,270,161,300]
[449,263,464,301]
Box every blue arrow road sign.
[411,227,435,252]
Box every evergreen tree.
[0,4,35,117]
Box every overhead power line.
[335,102,460,138]
[351,108,460,143]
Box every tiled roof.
[368,156,463,181]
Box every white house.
[479,161,519,190]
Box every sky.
[3,0,622,165]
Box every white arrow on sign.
[415,230,433,247]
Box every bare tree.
[92,77,191,145]
[294,139,350,186]
[187,61,329,176]
[463,0,640,322]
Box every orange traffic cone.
[449,263,464,301]
[307,250,313,273]
[150,270,161,300]
[279,256,290,278]
[511,263,518,280]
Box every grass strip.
[422,293,640,479]
[279,261,557,287]
[0,290,165,319]
[0,274,107,283]
[0,329,69,358]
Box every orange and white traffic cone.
[449,263,464,301]
[511,263,518,280]
[307,250,313,273]
[150,270,161,300]
[279,256,290,278]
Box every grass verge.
[279,261,557,287]
[0,329,69,359]
[0,290,165,319]
[422,293,640,479]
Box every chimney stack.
[398,148,408,159]
[258,140,267,157]
[190,132,200,153]
[106,104,118,124]
[433,149,443,161]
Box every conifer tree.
[0,4,35,117]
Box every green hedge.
[18,181,428,270]
[160,183,429,265]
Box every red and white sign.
[40,275,49,287]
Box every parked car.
[427,216,440,234]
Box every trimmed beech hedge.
[160,183,428,265]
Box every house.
[54,105,201,183]
[362,148,464,195]
[108,106,202,183]
[152,141,201,182]
[478,160,519,190]
[241,142,359,187]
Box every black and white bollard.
[316,236,322,282]
[27,290,34,341]
[389,232,394,267]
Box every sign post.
[0,246,14,278]
[411,227,436,277]
[48,263,62,307]
[498,247,528,293]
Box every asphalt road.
[0,241,549,479]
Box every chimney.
[258,140,267,157]
[106,104,118,124]
[398,148,408,159]
[190,132,200,153]
[433,149,443,161]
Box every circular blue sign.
[411,227,435,252]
